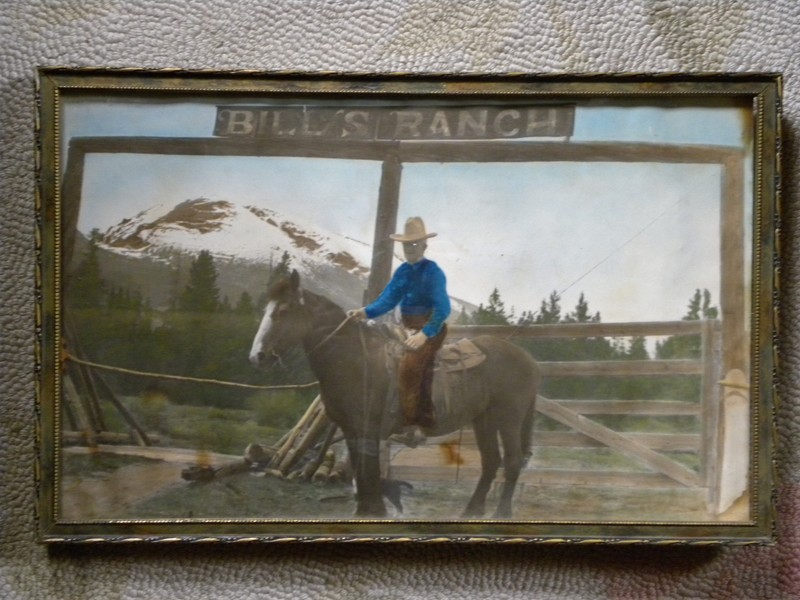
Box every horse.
[249,270,540,519]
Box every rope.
[65,354,319,392]
[307,314,355,357]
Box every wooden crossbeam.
[555,400,701,416]
[539,360,702,377]
[536,396,702,488]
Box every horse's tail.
[521,390,537,466]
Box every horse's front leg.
[346,436,387,517]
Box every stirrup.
[388,427,427,448]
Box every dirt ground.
[60,445,749,524]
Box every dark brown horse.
[249,270,540,519]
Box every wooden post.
[91,368,152,447]
[700,319,724,503]
[365,151,402,304]
[720,153,746,375]
[64,318,108,432]
[61,142,86,270]
[65,362,104,432]
[62,375,96,447]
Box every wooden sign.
[214,105,575,140]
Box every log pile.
[180,395,354,485]
[259,395,353,485]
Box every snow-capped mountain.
[100,198,372,278]
[93,197,477,315]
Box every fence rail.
[449,319,705,339]
[538,359,703,377]
[391,318,727,511]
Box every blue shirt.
[365,258,451,337]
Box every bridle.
[263,288,363,363]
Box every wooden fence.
[388,319,749,515]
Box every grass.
[131,474,357,520]
[128,471,717,522]
[99,394,287,456]
[68,391,713,522]
[62,452,161,477]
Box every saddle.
[437,338,486,372]
[377,323,486,372]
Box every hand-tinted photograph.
[36,70,780,543]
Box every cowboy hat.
[389,217,437,242]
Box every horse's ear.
[289,269,300,290]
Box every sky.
[62,94,752,323]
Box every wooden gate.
[387,318,749,515]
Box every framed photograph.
[35,68,781,544]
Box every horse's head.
[249,270,310,369]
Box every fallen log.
[244,442,277,466]
[181,458,251,482]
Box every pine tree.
[267,250,292,287]
[656,288,719,359]
[473,287,511,325]
[69,229,106,309]
[627,336,649,360]
[700,289,719,320]
[179,250,221,313]
[535,291,562,324]
[516,309,536,326]
[563,293,601,323]
[235,291,256,315]
[651,289,719,403]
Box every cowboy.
[348,217,451,428]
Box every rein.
[306,313,355,357]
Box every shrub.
[246,390,309,429]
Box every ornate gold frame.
[36,68,781,544]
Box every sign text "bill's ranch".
[214,105,574,141]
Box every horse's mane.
[264,277,297,302]
[301,287,344,316]
[265,278,342,314]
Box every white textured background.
[1,1,798,598]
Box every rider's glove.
[404,330,428,350]
[347,308,367,320]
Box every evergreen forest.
[66,235,719,441]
